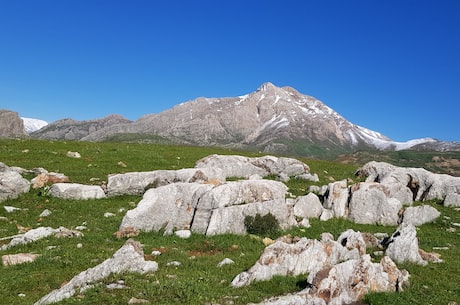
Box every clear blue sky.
[1,0,459,141]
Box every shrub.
[244,213,280,236]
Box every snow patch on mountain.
[353,125,436,150]
[21,117,48,133]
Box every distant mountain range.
[2,83,459,157]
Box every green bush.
[244,213,280,236]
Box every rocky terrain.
[1,153,459,304]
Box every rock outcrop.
[235,230,410,305]
[106,167,225,196]
[356,161,460,203]
[34,239,157,305]
[31,114,131,140]
[0,109,26,137]
[120,179,293,236]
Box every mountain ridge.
[14,82,460,156]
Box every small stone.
[166,261,181,267]
[18,293,26,297]
[40,209,52,217]
[118,161,127,167]
[4,206,22,213]
[66,151,81,158]
[151,251,162,256]
[174,230,191,239]
[217,258,235,267]
[262,237,274,246]
[2,253,40,266]
[76,243,83,248]
[128,297,150,304]
[104,212,116,218]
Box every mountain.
[31,114,132,140]
[0,109,26,138]
[80,82,444,156]
[21,117,48,133]
[26,83,459,157]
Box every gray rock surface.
[48,183,106,200]
[107,167,225,196]
[34,239,157,305]
[231,233,361,288]
[120,179,291,236]
[0,109,26,137]
[293,193,323,219]
[0,162,30,202]
[195,154,311,178]
[348,182,402,225]
[402,205,440,226]
[384,223,427,265]
[356,161,460,203]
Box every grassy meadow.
[0,139,458,305]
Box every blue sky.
[1,0,459,142]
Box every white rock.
[174,230,191,239]
[34,239,157,305]
[48,183,106,200]
[402,205,440,226]
[217,258,235,267]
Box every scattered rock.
[174,230,191,239]
[113,226,140,239]
[34,239,157,305]
[402,205,440,226]
[104,212,116,218]
[231,232,361,287]
[1,227,56,250]
[40,209,52,217]
[217,258,235,267]
[2,253,41,266]
[32,172,69,189]
[54,227,84,238]
[0,162,30,202]
[384,223,427,265]
[128,297,150,304]
[66,151,81,158]
[48,183,106,200]
[4,205,23,213]
[166,261,181,267]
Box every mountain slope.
[32,114,132,140]
[81,82,438,156]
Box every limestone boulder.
[195,154,311,178]
[402,205,440,226]
[293,193,323,219]
[322,180,349,218]
[0,162,30,202]
[190,180,289,235]
[1,227,56,250]
[106,167,225,196]
[384,223,427,265]
[303,255,409,305]
[34,239,157,305]
[120,183,214,234]
[348,182,402,226]
[2,253,40,266]
[444,192,460,207]
[231,234,361,288]
[48,183,106,200]
[356,161,460,203]
[120,179,291,236]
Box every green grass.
[0,139,459,304]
